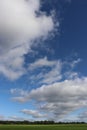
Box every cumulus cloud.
[10,56,82,120]
[21,109,47,119]
[0,0,56,80]
[12,77,87,121]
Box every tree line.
[0,120,86,125]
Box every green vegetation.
[0,124,87,130]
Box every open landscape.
[0,124,87,130]
[0,0,87,127]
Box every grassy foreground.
[0,124,87,130]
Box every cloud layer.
[11,76,87,121]
[21,109,47,119]
[0,0,55,80]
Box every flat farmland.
[0,124,87,130]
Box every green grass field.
[0,124,87,130]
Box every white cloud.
[21,109,47,119]
[29,57,57,70]
[42,61,62,84]
[0,0,56,80]
[28,57,62,84]
[12,77,87,121]
[11,57,82,121]
[28,58,80,85]
[10,88,28,96]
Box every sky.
[0,0,87,122]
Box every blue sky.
[0,0,87,122]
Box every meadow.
[0,124,87,130]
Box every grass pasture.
[0,124,87,130]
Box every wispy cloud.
[28,57,62,84]
[10,88,28,96]
[29,57,57,70]
[27,57,81,85]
